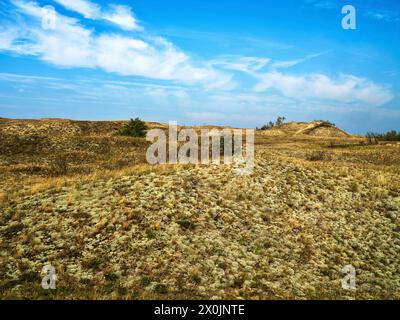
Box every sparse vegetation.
[0,118,399,300]
[118,117,148,138]
[49,154,69,176]
[259,116,286,130]
[314,120,336,127]
[305,151,331,161]
[176,217,196,230]
[366,130,400,144]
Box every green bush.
[259,116,286,130]
[119,118,148,138]
[314,120,336,127]
[366,130,400,143]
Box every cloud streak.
[52,0,140,30]
[269,52,325,69]
[366,10,400,23]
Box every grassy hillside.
[0,118,399,299]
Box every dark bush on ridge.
[118,118,148,138]
[366,130,400,144]
[259,116,286,130]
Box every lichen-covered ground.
[0,119,399,299]
[1,153,399,299]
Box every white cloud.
[52,0,140,30]
[211,52,323,74]
[0,0,395,108]
[94,34,233,87]
[308,0,400,23]
[0,72,61,82]
[366,11,400,23]
[270,52,324,69]
[210,56,270,73]
[307,0,337,10]
[0,27,18,51]
[210,53,394,106]
[102,5,139,31]
[254,71,394,106]
[2,0,233,89]
[52,0,100,19]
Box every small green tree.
[366,130,400,142]
[386,130,399,141]
[119,118,148,137]
[366,132,378,145]
[275,116,286,126]
[260,116,286,130]
[260,121,275,130]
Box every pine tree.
[119,118,148,137]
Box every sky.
[0,0,399,134]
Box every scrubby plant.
[384,130,400,141]
[306,151,331,161]
[314,120,336,127]
[260,121,275,130]
[140,276,152,287]
[349,181,360,192]
[154,283,168,294]
[366,130,400,144]
[82,256,103,270]
[366,132,379,145]
[2,222,25,238]
[118,118,148,138]
[275,116,286,126]
[259,116,286,130]
[176,217,195,230]
[49,154,69,176]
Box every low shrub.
[366,130,400,144]
[306,151,331,161]
[118,118,148,138]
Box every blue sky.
[0,0,399,134]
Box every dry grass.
[0,118,399,300]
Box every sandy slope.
[0,119,399,299]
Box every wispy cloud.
[0,71,192,107]
[52,0,140,30]
[306,0,337,10]
[211,52,324,73]
[158,28,294,50]
[0,0,395,111]
[1,0,233,90]
[254,72,394,106]
[209,56,270,73]
[270,52,325,69]
[366,10,400,23]
[197,52,394,106]
[0,72,61,82]
[307,0,400,24]
[52,0,99,19]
